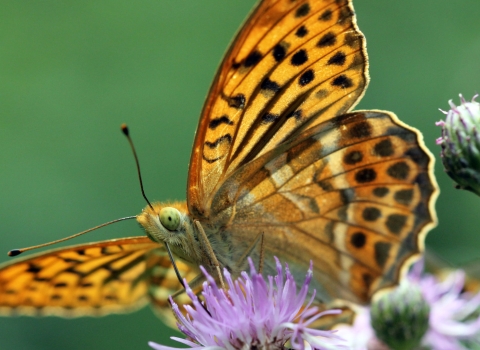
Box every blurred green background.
[1,1,480,349]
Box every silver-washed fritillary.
[0,0,437,328]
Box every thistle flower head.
[370,283,430,350]
[149,258,345,350]
[436,94,480,195]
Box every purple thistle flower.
[410,262,480,349]
[336,260,480,350]
[149,258,345,350]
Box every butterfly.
[0,0,437,327]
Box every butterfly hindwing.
[209,111,437,304]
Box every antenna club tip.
[8,249,22,257]
[121,123,129,136]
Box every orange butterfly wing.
[188,0,368,216]
[186,0,437,305]
[210,111,437,303]
[0,237,196,321]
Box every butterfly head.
[136,201,199,262]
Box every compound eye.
[159,207,181,231]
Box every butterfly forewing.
[188,0,368,215]
[0,237,190,317]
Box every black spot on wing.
[332,75,353,89]
[27,264,41,273]
[261,113,280,124]
[319,9,332,21]
[327,51,346,66]
[317,32,336,47]
[295,3,310,17]
[347,121,372,139]
[373,187,389,197]
[343,150,363,165]
[362,207,381,221]
[209,115,234,130]
[272,43,287,62]
[355,168,376,183]
[394,189,414,205]
[299,69,314,86]
[351,232,366,248]
[261,77,281,93]
[295,25,308,37]
[244,50,262,68]
[291,49,308,66]
[387,161,410,180]
[226,94,246,109]
[385,214,407,235]
[374,139,394,157]
[205,134,232,149]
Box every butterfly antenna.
[121,124,154,210]
[8,216,137,257]
[121,125,191,293]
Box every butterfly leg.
[194,220,225,289]
[235,231,265,274]
[258,232,265,274]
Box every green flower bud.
[436,94,480,195]
[370,283,430,350]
